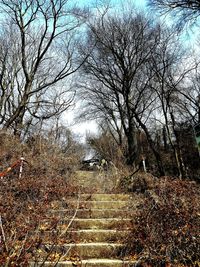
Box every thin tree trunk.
[134,114,165,176]
[126,126,138,166]
[170,110,186,178]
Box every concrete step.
[30,259,136,266]
[49,209,135,219]
[38,243,123,259]
[37,192,135,265]
[69,194,132,201]
[51,200,131,210]
[41,218,132,230]
[39,229,130,243]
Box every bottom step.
[30,259,136,267]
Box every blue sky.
[110,0,146,8]
[76,0,146,9]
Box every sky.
[76,0,146,8]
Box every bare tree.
[0,0,88,136]
[148,0,200,27]
[148,27,198,177]
[77,9,167,173]
[177,67,200,124]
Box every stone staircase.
[31,174,137,266]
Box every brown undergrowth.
[0,130,81,266]
[120,173,200,267]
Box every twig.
[0,215,8,252]
[17,231,28,260]
[60,192,80,237]
[59,244,73,261]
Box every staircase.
[31,172,137,266]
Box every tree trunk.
[3,98,27,137]
[170,110,186,178]
[126,120,138,166]
[162,126,168,151]
[134,114,165,176]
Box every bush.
[87,131,126,168]
[0,130,84,177]
[0,130,81,266]
[121,176,200,267]
[119,172,158,193]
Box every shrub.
[0,130,81,266]
[121,176,200,267]
[119,172,158,193]
[86,131,126,168]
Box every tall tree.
[150,30,185,177]
[0,0,87,136]
[78,10,165,171]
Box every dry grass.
[120,173,200,267]
[0,130,82,266]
